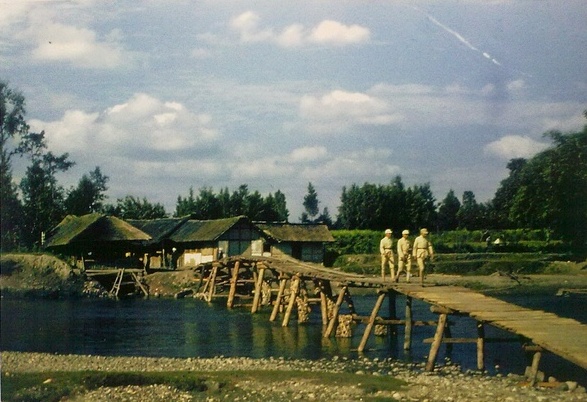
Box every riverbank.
[2,352,586,401]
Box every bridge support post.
[251,263,265,313]
[358,291,386,352]
[404,296,413,350]
[227,260,240,308]
[206,266,218,302]
[324,286,348,338]
[529,349,543,387]
[270,277,288,322]
[282,275,300,327]
[317,280,332,326]
[425,313,447,371]
[476,322,485,370]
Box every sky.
[2,0,586,222]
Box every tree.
[105,195,167,219]
[65,167,109,215]
[301,182,319,223]
[491,158,527,228]
[508,124,587,248]
[437,189,460,231]
[0,82,27,250]
[456,191,480,230]
[18,131,74,247]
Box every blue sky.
[2,0,586,221]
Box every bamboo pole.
[227,260,240,308]
[251,264,265,313]
[270,277,288,322]
[358,292,386,352]
[130,272,149,298]
[477,322,485,370]
[282,275,300,327]
[404,296,413,350]
[425,313,447,371]
[324,286,347,338]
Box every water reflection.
[1,295,586,385]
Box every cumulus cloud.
[229,11,370,47]
[484,135,549,159]
[300,90,401,129]
[28,22,128,69]
[32,93,220,158]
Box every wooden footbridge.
[192,256,587,385]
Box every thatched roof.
[127,218,187,243]
[255,222,334,243]
[45,214,151,248]
[169,216,251,242]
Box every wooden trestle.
[193,256,587,383]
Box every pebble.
[2,351,586,402]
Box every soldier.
[379,229,395,281]
[396,229,412,282]
[412,228,434,286]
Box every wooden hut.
[254,222,334,263]
[168,216,267,268]
[44,214,151,270]
[126,217,188,269]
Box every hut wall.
[301,243,324,263]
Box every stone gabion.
[335,314,354,338]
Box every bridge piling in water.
[192,256,587,381]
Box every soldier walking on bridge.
[396,229,412,282]
[380,229,395,281]
[412,228,434,286]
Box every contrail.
[415,7,502,67]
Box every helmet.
[385,229,392,234]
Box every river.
[1,294,586,384]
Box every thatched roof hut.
[127,217,187,244]
[254,222,334,243]
[168,216,251,242]
[254,222,334,263]
[45,214,151,249]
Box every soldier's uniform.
[412,228,434,285]
[397,230,412,282]
[380,229,395,281]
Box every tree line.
[2,82,586,251]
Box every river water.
[2,294,586,384]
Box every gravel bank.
[2,352,586,401]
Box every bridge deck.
[389,283,587,370]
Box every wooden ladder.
[109,268,125,298]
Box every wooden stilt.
[206,266,218,302]
[324,286,347,338]
[227,260,240,308]
[318,280,330,326]
[270,277,288,322]
[358,291,386,352]
[251,264,265,313]
[404,296,413,350]
[130,272,149,298]
[477,322,485,370]
[282,276,300,327]
[425,313,447,371]
[529,350,542,387]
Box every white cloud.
[308,20,370,45]
[300,90,401,129]
[228,11,370,48]
[507,79,525,92]
[289,146,328,162]
[28,22,128,69]
[484,135,549,159]
[35,93,220,157]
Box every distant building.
[129,215,266,269]
[44,213,151,269]
[254,222,334,263]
